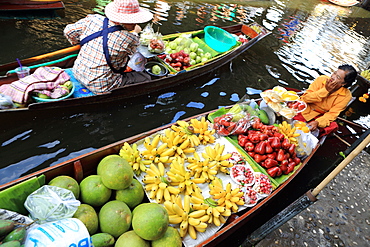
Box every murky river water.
[0,0,369,185]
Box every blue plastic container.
[204,26,237,53]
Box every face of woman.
[326,69,347,93]
[123,23,136,31]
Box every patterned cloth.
[64,14,140,94]
[0,67,70,104]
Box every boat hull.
[0,24,270,117]
[0,99,367,246]
[0,1,64,11]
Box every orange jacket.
[301,75,352,128]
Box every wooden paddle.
[0,45,80,73]
[311,132,370,196]
[242,129,370,246]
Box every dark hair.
[338,64,357,88]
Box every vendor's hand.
[307,120,319,131]
[133,24,142,34]
[325,80,340,94]
[123,24,141,33]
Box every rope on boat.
[6,54,78,75]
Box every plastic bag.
[0,93,15,109]
[24,218,91,247]
[213,96,259,136]
[24,185,80,224]
[140,23,155,46]
[295,130,318,158]
[148,32,165,54]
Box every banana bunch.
[141,135,176,164]
[163,194,208,239]
[202,144,233,174]
[160,129,196,158]
[187,152,218,182]
[209,178,244,212]
[360,69,370,80]
[190,117,216,145]
[142,163,180,203]
[190,190,230,227]
[278,121,300,145]
[171,120,201,147]
[167,157,206,195]
[119,142,151,175]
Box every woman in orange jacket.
[295,64,357,136]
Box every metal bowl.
[145,61,168,77]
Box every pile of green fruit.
[0,220,26,247]
[360,69,370,80]
[163,35,213,68]
[47,155,182,247]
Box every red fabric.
[318,121,338,138]
[293,112,306,122]
[293,113,338,138]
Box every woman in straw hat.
[64,0,153,95]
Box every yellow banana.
[189,209,206,218]
[169,215,183,224]
[189,217,201,226]
[188,225,197,239]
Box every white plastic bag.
[24,218,91,247]
[140,23,155,46]
[295,130,318,158]
[0,93,15,109]
[24,185,80,224]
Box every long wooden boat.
[0,86,368,246]
[0,0,64,11]
[0,23,270,117]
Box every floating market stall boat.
[0,23,270,118]
[0,85,368,246]
[0,0,64,11]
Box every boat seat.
[64,68,95,98]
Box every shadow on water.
[0,0,370,184]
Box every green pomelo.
[115,178,144,209]
[151,226,182,247]
[257,109,270,124]
[97,155,134,190]
[3,227,26,243]
[80,175,111,207]
[152,65,162,75]
[0,219,15,237]
[73,204,99,235]
[91,233,115,247]
[99,200,132,238]
[132,203,169,241]
[0,241,21,247]
[48,175,80,199]
[115,230,150,247]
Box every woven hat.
[105,0,153,24]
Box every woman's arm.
[301,75,330,103]
[64,17,88,45]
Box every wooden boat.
[0,86,367,246]
[0,0,64,11]
[0,23,270,117]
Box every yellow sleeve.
[301,76,330,103]
[315,91,352,127]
